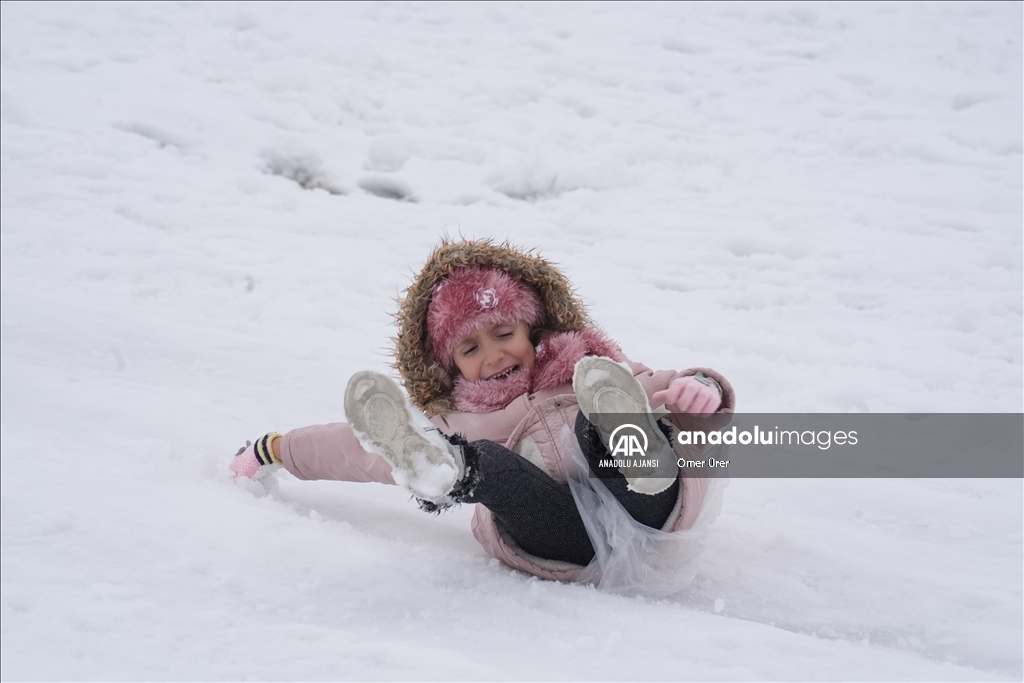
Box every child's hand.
[229,434,282,479]
[230,442,263,479]
[652,376,721,416]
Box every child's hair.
[393,238,592,416]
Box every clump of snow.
[1,2,1020,680]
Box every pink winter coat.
[278,361,735,581]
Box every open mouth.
[486,365,520,381]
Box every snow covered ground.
[1,1,1021,680]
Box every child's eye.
[461,345,478,356]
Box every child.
[231,239,735,582]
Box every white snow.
[1,1,1021,680]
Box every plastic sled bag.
[563,426,727,599]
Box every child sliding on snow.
[231,239,734,582]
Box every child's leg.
[572,357,678,494]
[457,440,596,566]
[344,371,461,503]
[453,417,678,565]
[573,411,680,529]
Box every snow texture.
[1,2,1021,680]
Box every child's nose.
[484,343,504,365]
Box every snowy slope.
[1,2,1021,680]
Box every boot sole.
[573,357,676,494]
[344,371,457,501]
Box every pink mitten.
[230,443,263,479]
[229,434,282,479]
[652,374,722,416]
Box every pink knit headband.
[426,267,544,366]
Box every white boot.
[573,357,677,494]
[344,371,465,503]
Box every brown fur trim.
[393,238,593,416]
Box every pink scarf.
[451,328,626,414]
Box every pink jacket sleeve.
[278,422,396,485]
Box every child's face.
[452,321,535,382]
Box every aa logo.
[609,423,647,458]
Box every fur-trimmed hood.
[394,238,595,417]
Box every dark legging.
[458,412,679,565]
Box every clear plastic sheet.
[563,427,728,598]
